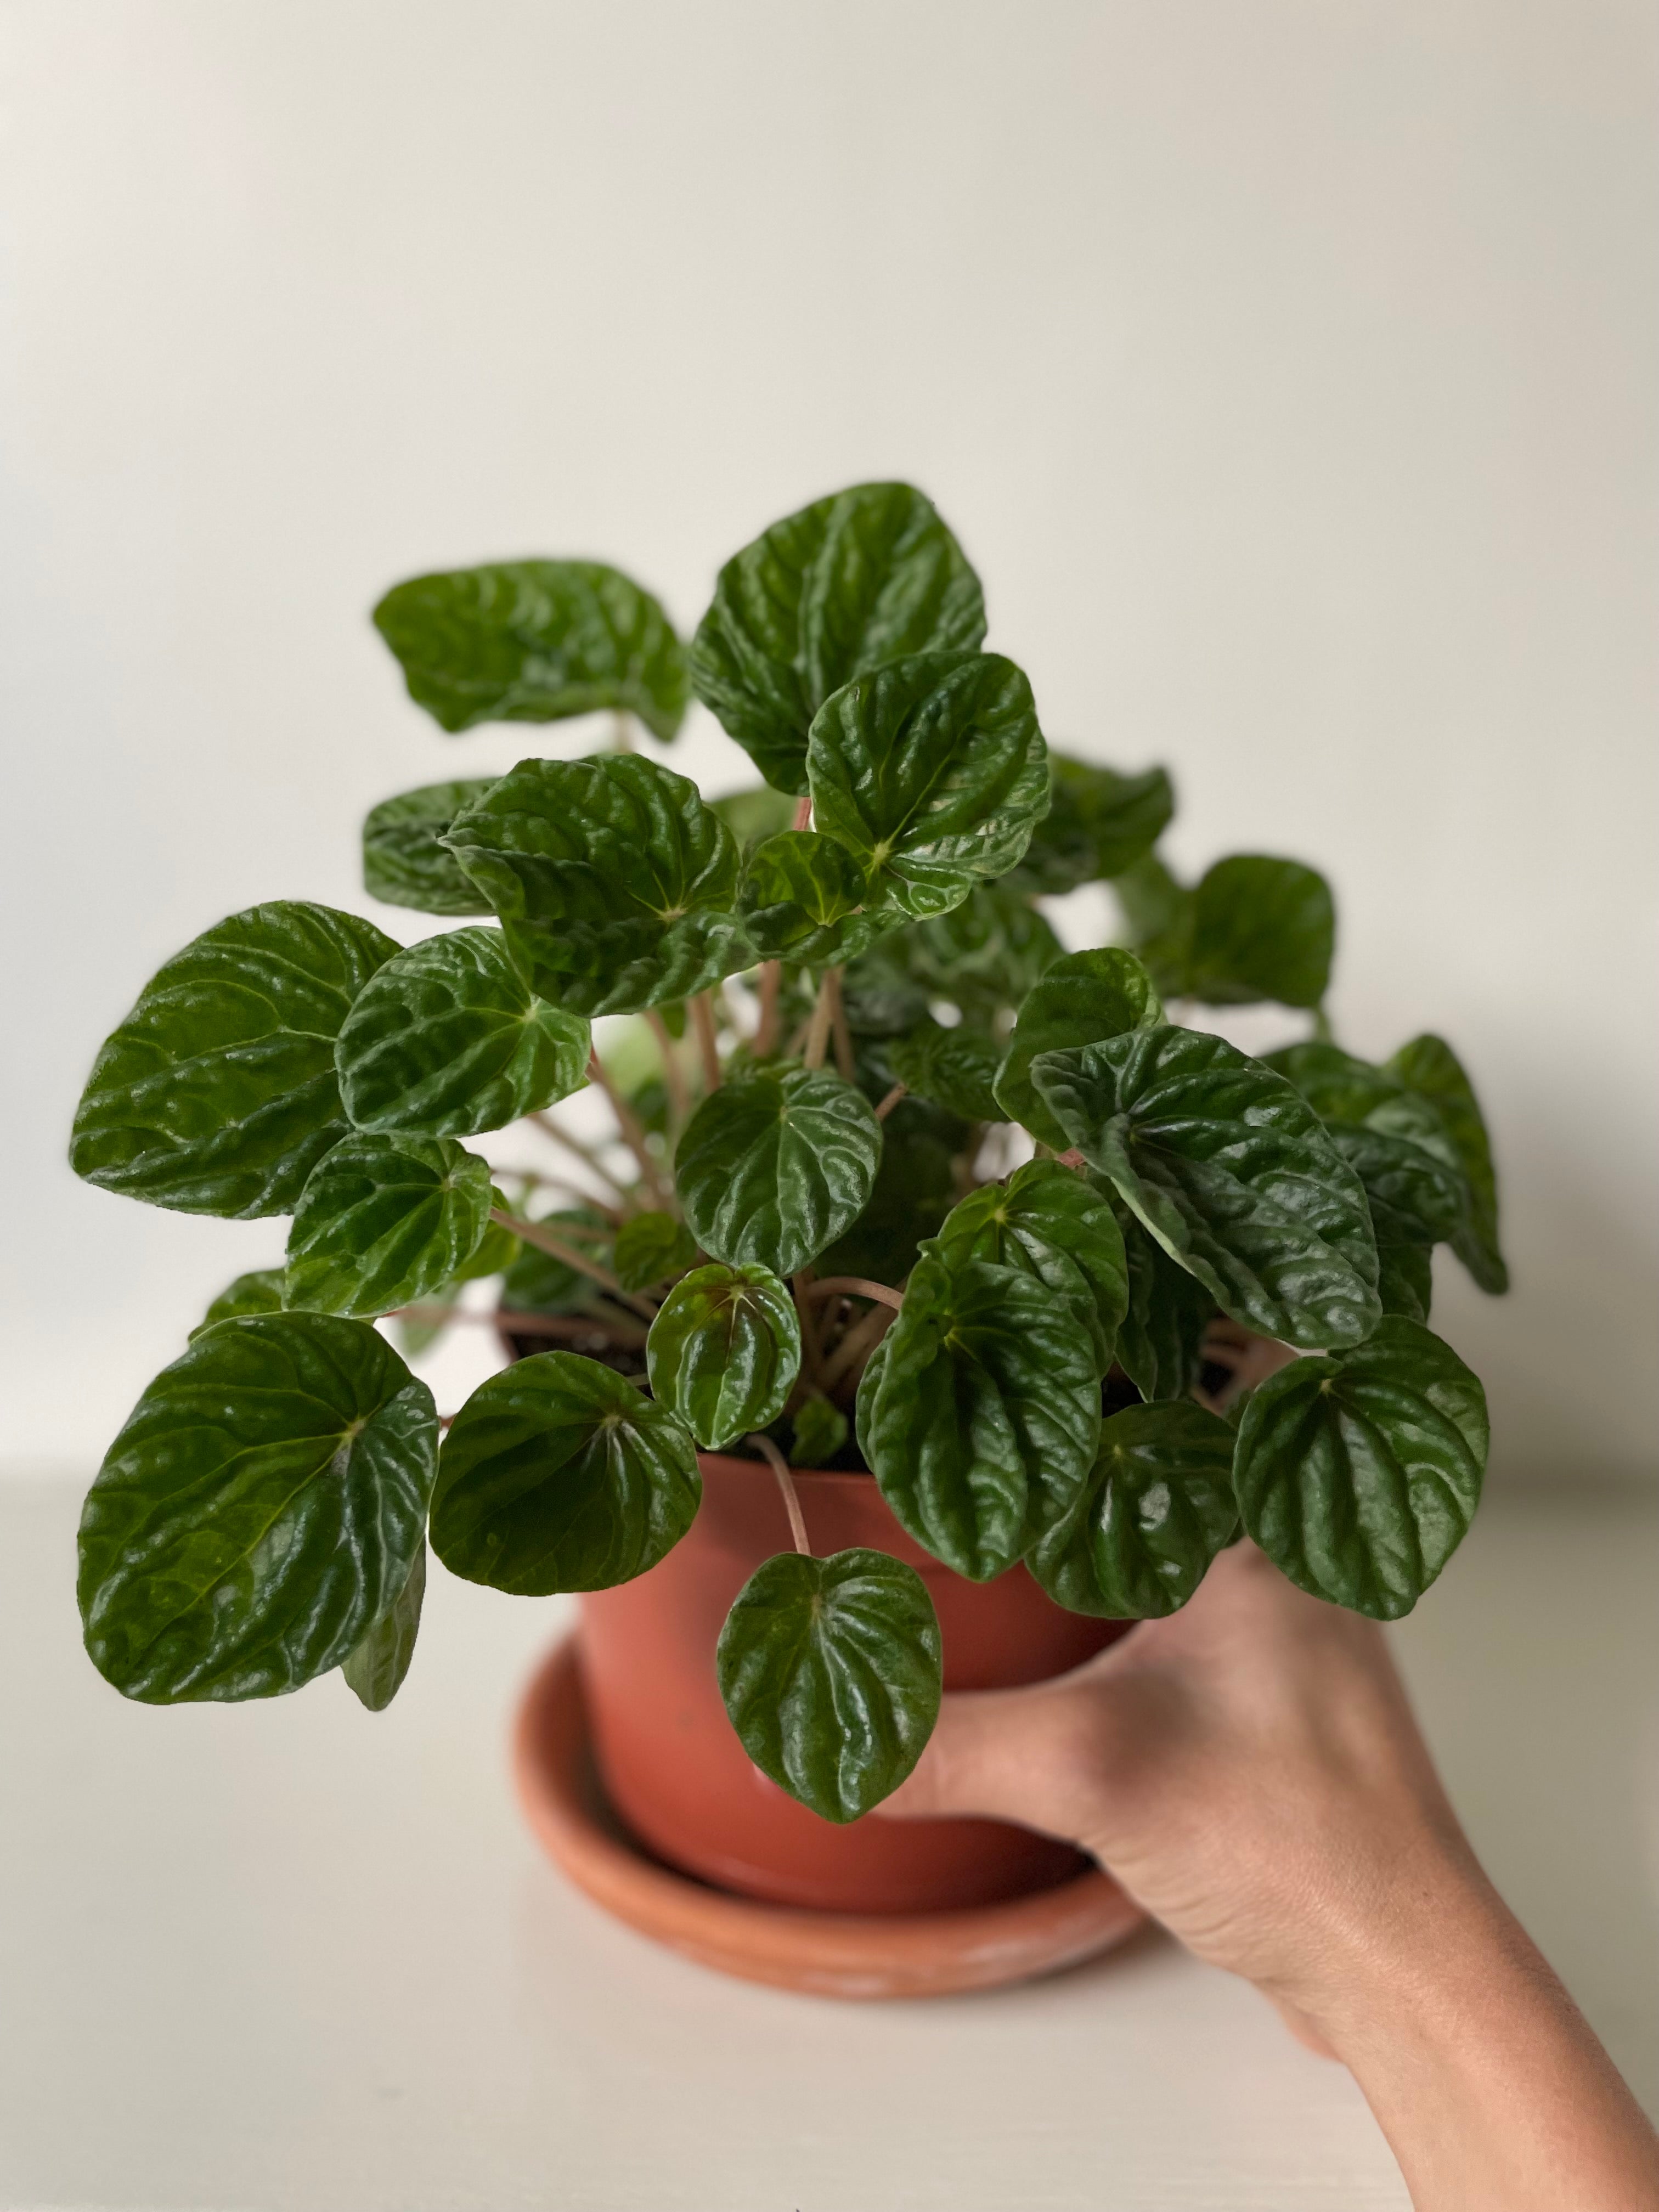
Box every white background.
[1,0,1655,1478]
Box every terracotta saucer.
[512,1637,1147,2001]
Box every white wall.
[1,0,1654,1479]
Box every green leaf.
[501,1205,614,1315]
[430,1352,701,1593]
[70,902,399,1218]
[791,1396,848,1468]
[887,1023,1004,1123]
[362,780,500,916]
[78,1313,435,1702]
[285,1135,494,1318]
[812,1093,961,1284]
[1034,1027,1380,1349]
[189,1267,286,1341]
[444,754,750,1017]
[1263,1041,1470,1252]
[808,652,1051,918]
[1233,1317,1488,1618]
[936,1160,1128,1375]
[894,885,1064,1016]
[715,1548,942,1822]
[646,1262,802,1451]
[994,948,1163,1148]
[336,927,590,1138]
[1114,851,1191,949]
[395,1212,520,1357]
[858,1248,1101,1581]
[341,1544,426,1711]
[691,481,986,794]
[840,941,934,1037]
[1010,758,1174,893]
[1376,1239,1434,1323]
[373,560,688,742]
[613,1210,697,1293]
[676,1068,882,1279]
[1182,856,1335,1008]
[1030,1401,1238,1618]
[738,830,900,965]
[1387,1035,1508,1294]
[1110,1192,1216,1401]
[710,785,797,852]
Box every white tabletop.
[4,1477,1656,2211]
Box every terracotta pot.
[578,1452,1130,1915]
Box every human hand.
[884,1541,1659,2210]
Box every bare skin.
[883,1543,1659,2210]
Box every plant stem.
[611,709,634,752]
[825,966,855,1081]
[791,793,813,832]
[691,991,722,1092]
[802,970,836,1070]
[874,1082,907,1121]
[493,1208,658,1321]
[644,1008,691,1130]
[795,1274,905,1312]
[527,1112,634,1210]
[820,1299,897,1392]
[584,1050,670,1207]
[749,1432,811,1556]
[754,960,782,1057]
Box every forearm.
[1294,1853,1659,2211]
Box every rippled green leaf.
[716,1547,941,1821]
[1030,1401,1238,1618]
[936,1160,1128,1375]
[887,1023,1003,1122]
[362,780,499,916]
[895,884,1064,1017]
[738,829,899,964]
[813,1093,961,1284]
[71,902,399,1218]
[646,1262,801,1450]
[1234,1318,1488,1618]
[374,560,687,741]
[1376,1239,1434,1323]
[190,1267,286,1340]
[1180,855,1335,1008]
[613,1210,697,1292]
[1387,1034,1508,1294]
[430,1352,701,1593]
[995,948,1163,1148]
[78,1313,435,1701]
[341,1545,426,1712]
[676,1068,882,1278]
[1110,1192,1216,1401]
[285,1135,494,1318]
[691,481,985,793]
[1034,1027,1379,1349]
[1011,758,1173,892]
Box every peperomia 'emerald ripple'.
[675,1068,882,1279]
[284,1133,494,1317]
[646,1262,801,1451]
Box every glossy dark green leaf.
[839,941,934,1037]
[710,785,797,852]
[1030,1401,1238,1618]
[691,481,985,794]
[1263,1041,1469,1252]
[189,1267,286,1341]
[1387,1035,1508,1294]
[1376,1239,1434,1323]
[995,949,1164,1148]
[396,1213,520,1357]
[501,1205,614,1315]
[362,780,500,916]
[887,1023,1004,1123]
[858,1248,1101,1580]
[791,1396,849,1468]
[341,1544,425,1712]
[1234,1317,1488,1619]
[285,1135,494,1318]
[444,754,749,1017]
[894,885,1064,1016]
[716,1547,942,1821]
[613,1210,697,1293]
[71,902,399,1218]
[1034,1027,1380,1349]
[1114,851,1192,949]
[1011,758,1174,893]
[373,560,687,741]
[737,830,899,964]
[936,1160,1128,1375]
[430,1352,701,1593]
[78,1313,436,1702]
[646,1262,802,1451]
[1182,856,1335,1008]
[336,927,589,1138]
[1110,1192,1216,1401]
[808,652,1051,918]
[812,1093,960,1283]
[675,1068,882,1279]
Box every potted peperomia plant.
[69,481,1506,1916]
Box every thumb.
[878,1669,1108,1848]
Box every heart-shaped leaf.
[190,1267,286,1340]
[1233,1317,1488,1618]
[78,1312,436,1701]
[1110,1192,1216,1402]
[691,481,985,794]
[1179,855,1335,1008]
[808,652,1051,918]
[715,1547,942,1822]
[812,1093,960,1284]
[790,1396,849,1468]
[362,780,500,916]
[995,948,1163,1148]
[894,885,1064,1017]
[613,1210,697,1293]
[1009,758,1174,893]
[341,1544,426,1712]
[373,560,687,741]
[887,1023,1005,1123]
[738,830,900,964]
[336,927,590,1139]
[1387,1034,1508,1294]
[444,754,751,1017]
[646,1262,802,1451]
[935,1160,1128,1375]
[71,902,400,1218]
[1034,1027,1380,1349]
[430,1351,701,1593]
[857,1248,1101,1580]
[675,1068,882,1279]
[285,1134,494,1317]
[1030,1401,1238,1618]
